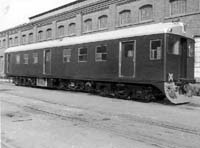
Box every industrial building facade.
[0,0,200,79]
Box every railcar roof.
[5,22,191,53]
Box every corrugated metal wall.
[195,37,200,82]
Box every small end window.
[150,40,162,60]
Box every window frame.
[23,54,29,64]
[98,15,108,30]
[78,47,88,62]
[170,0,186,16]
[38,30,44,41]
[46,28,52,40]
[15,54,20,64]
[28,33,34,43]
[68,23,76,36]
[119,10,131,26]
[150,39,162,60]
[139,5,153,21]
[57,25,65,37]
[22,34,27,44]
[63,49,72,63]
[95,45,108,62]
[83,19,92,33]
[33,53,38,64]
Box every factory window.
[96,45,107,61]
[9,38,13,47]
[139,5,153,21]
[38,30,44,41]
[14,36,18,45]
[22,35,27,44]
[68,23,76,35]
[98,15,108,30]
[28,33,34,43]
[57,25,65,37]
[78,47,88,62]
[33,53,38,64]
[83,19,92,32]
[23,54,29,64]
[2,39,6,47]
[150,40,162,60]
[46,28,52,39]
[170,0,186,16]
[15,54,20,64]
[63,49,72,63]
[119,10,131,26]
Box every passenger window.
[78,48,88,62]
[33,53,38,64]
[63,49,72,63]
[150,40,162,60]
[16,54,20,64]
[24,54,29,64]
[96,45,107,61]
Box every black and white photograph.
[0,0,200,148]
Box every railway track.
[1,91,200,148]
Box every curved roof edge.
[5,22,191,53]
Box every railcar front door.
[180,38,187,78]
[119,41,136,77]
[43,50,51,75]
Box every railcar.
[5,22,195,104]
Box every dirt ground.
[1,82,200,148]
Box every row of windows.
[14,40,162,65]
[14,38,194,65]
[0,0,190,48]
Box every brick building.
[0,0,200,79]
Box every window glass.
[150,40,162,60]
[188,40,194,57]
[96,45,107,61]
[16,54,20,64]
[22,35,27,44]
[124,43,134,58]
[33,53,38,64]
[46,29,52,39]
[38,31,43,41]
[63,49,72,63]
[119,10,131,26]
[98,15,108,30]
[68,23,76,35]
[58,26,65,37]
[140,5,153,21]
[29,33,33,43]
[9,38,13,47]
[24,54,29,64]
[83,19,92,32]
[14,37,18,45]
[168,37,181,55]
[78,48,88,62]
[170,0,186,16]
[2,39,6,47]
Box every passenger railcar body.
[5,23,195,104]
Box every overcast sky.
[0,0,76,31]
